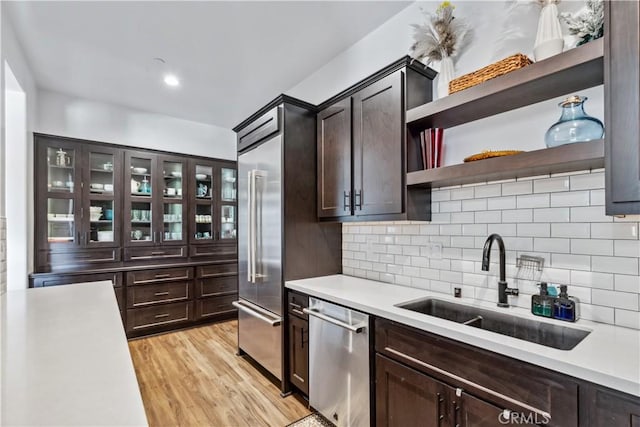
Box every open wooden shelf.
[406,38,603,129]
[407,139,604,188]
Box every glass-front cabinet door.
[159,156,187,245]
[38,138,81,249]
[192,163,214,242]
[219,166,237,241]
[125,152,156,246]
[82,145,122,247]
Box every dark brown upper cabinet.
[35,135,123,270]
[605,0,640,215]
[317,98,352,217]
[316,57,435,221]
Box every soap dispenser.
[553,285,580,322]
[532,282,553,318]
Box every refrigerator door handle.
[233,301,282,326]
[247,170,256,283]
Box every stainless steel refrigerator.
[233,133,284,380]
[232,97,342,391]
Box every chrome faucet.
[481,234,519,308]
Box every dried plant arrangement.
[560,0,604,46]
[410,1,470,66]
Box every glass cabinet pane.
[195,165,213,200]
[47,198,75,243]
[89,200,114,243]
[130,157,152,196]
[163,203,183,241]
[130,201,152,242]
[163,161,183,198]
[47,147,75,193]
[194,204,213,240]
[89,152,115,194]
[221,168,236,202]
[221,205,236,239]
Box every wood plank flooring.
[128,320,310,427]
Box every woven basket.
[464,150,524,162]
[449,54,533,94]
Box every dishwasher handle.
[303,308,366,333]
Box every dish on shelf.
[132,167,148,174]
[90,183,104,190]
[224,177,236,183]
[195,173,208,180]
[48,237,74,242]
[51,180,64,187]
[104,184,114,192]
[464,150,524,162]
[171,171,182,178]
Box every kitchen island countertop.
[286,274,640,397]
[1,281,147,426]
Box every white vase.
[534,0,564,61]
[437,56,455,99]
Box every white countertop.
[1,281,148,426]
[286,274,640,397]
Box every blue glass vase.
[545,95,604,148]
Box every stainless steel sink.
[395,298,590,350]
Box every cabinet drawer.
[124,246,187,261]
[237,106,280,152]
[288,291,309,319]
[196,263,237,278]
[196,276,237,298]
[375,319,578,426]
[196,294,238,319]
[189,244,237,259]
[31,271,123,288]
[126,281,192,308]
[126,301,193,332]
[43,248,121,267]
[126,267,193,285]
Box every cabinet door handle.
[436,392,445,425]
[154,273,172,279]
[154,313,170,319]
[151,251,166,256]
[292,308,305,316]
[292,373,305,383]
[154,292,170,296]
[354,190,362,210]
[343,190,350,211]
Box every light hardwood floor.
[129,320,310,427]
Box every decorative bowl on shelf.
[171,171,182,178]
[132,167,147,174]
[195,173,207,180]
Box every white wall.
[287,1,600,166]
[37,90,237,160]
[1,9,37,289]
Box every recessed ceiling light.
[163,74,180,87]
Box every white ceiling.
[6,1,411,129]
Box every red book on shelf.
[430,128,444,168]
[419,130,427,170]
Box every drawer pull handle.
[154,273,171,279]
[292,374,305,383]
[289,302,302,309]
[291,308,305,316]
[151,251,167,256]
[155,313,170,319]
[154,292,170,296]
[383,346,551,420]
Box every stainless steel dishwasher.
[304,298,370,427]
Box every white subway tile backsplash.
[571,172,605,190]
[342,170,640,329]
[550,191,591,207]
[551,223,591,238]
[517,193,550,209]
[488,196,516,211]
[474,184,502,198]
[534,176,570,193]
[592,256,639,275]
[570,239,614,256]
[571,206,612,223]
[591,223,638,239]
[502,181,532,196]
[615,309,640,329]
[534,208,570,223]
[592,289,639,310]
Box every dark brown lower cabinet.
[582,384,640,427]
[288,314,309,396]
